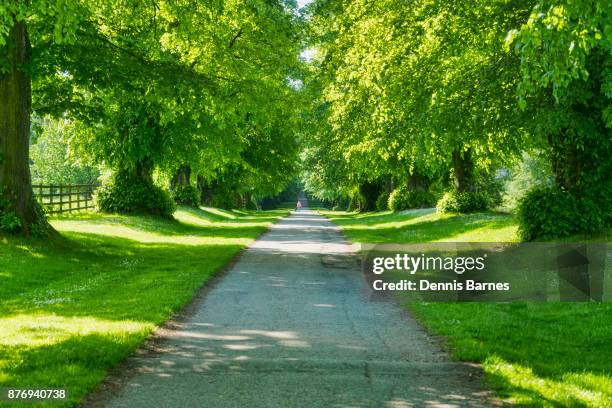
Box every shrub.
[172,184,200,206]
[0,187,49,236]
[0,211,22,234]
[96,171,176,218]
[376,192,389,211]
[388,187,436,212]
[477,172,506,209]
[0,187,21,234]
[211,192,243,209]
[517,187,606,241]
[502,152,554,210]
[436,191,488,214]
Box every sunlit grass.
[408,302,612,407]
[0,206,288,407]
[485,356,611,407]
[0,315,150,347]
[321,209,519,243]
[50,220,253,246]
[323,209,612,407]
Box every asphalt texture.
[93,209,494,407]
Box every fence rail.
[32,183,99,214]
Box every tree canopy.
[300,0,610,238]
[1,0,306,233]
[0,0,609,239]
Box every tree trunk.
[0,15,40,235]
[452,148,475,193]
[197,175,214,205]
[359,181,381,212]
[385,177,393,194]
[170,164,191,190]
[548,132,582,192]
[132,157,154,184]
[407,172,429,192]
[197,175,204,201]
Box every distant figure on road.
[296,200,302,210]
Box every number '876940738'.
[1,388,68,401]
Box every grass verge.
[322,208,612,407]
[0,206,288,407]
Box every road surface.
[91,209,494,407]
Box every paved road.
[93,210,494,407]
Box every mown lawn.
[0,207,288,407]
[322,209,612,407]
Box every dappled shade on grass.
[0,207,288,407]
[324,209,612,406]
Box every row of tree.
[1,0,305,234]
[301,0,611,239]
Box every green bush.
[477,172,506,209]
[388,187,436,212]
[211,192,243,209]
[0,211,21,233]
[172,184,200,206]
[0,186,50,235]
[0,187,21,234]
[502,152,554,210]
[436,190,488,213]
[96,171,176,218]
[517,187,606,241]
[376,192,389,211]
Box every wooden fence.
[32,183,99,214]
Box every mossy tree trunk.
[132,157,154,184]
[196,175,216,205]
[452,148,475,193]
[359,181,382,212]
[548,131,585,193]
[384,177,393,194]
[170,164,191,190]
[407,172,429,192]
[0,15,42,235]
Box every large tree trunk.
[132,157,154,184]
[407,172,429,192]
[358,181,381,212]
[384,177,393,194]
[197,175,215,205]
[548,132,582,192]
[170,164,191,190]
[0,16,40,235]
[452,148,475,193]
